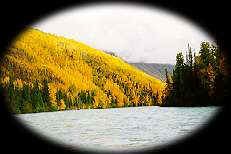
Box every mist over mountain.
[129,63,174,81]
[103,50,174,81]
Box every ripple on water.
[16,106,220,151]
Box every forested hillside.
[0,27,165,113]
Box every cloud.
[33,3,214,64]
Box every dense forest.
[0,27,228,114]
[161,42,229,106]
[0,27,165,114]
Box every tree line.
[161,42,229,106]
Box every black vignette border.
[0,1,230,154]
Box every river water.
[15,106,220,152]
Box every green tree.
[162,41,225,107]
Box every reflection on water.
[15,106,220,152]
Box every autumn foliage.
[0,27,165,113]
[162,42,229,106]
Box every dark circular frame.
[0,1,230,154]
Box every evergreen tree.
[162,41,226,106]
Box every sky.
[33,3,214,64]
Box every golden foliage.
[1,76,10,86]
[0,27,165,111]
[13,78,24,90]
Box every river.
[15,106,220,152]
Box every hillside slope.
[0,28,165,113]
[129,63,174,81]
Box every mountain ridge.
[101,50,174,81]
[129,63,174,81]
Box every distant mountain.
[102,50,174,81]
[102,50,118,57]
[129,63,174,81]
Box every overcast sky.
[33,3,214,64]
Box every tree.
[199,42,211,67]
[162,41,225,107]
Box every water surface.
[15,106,220,152]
